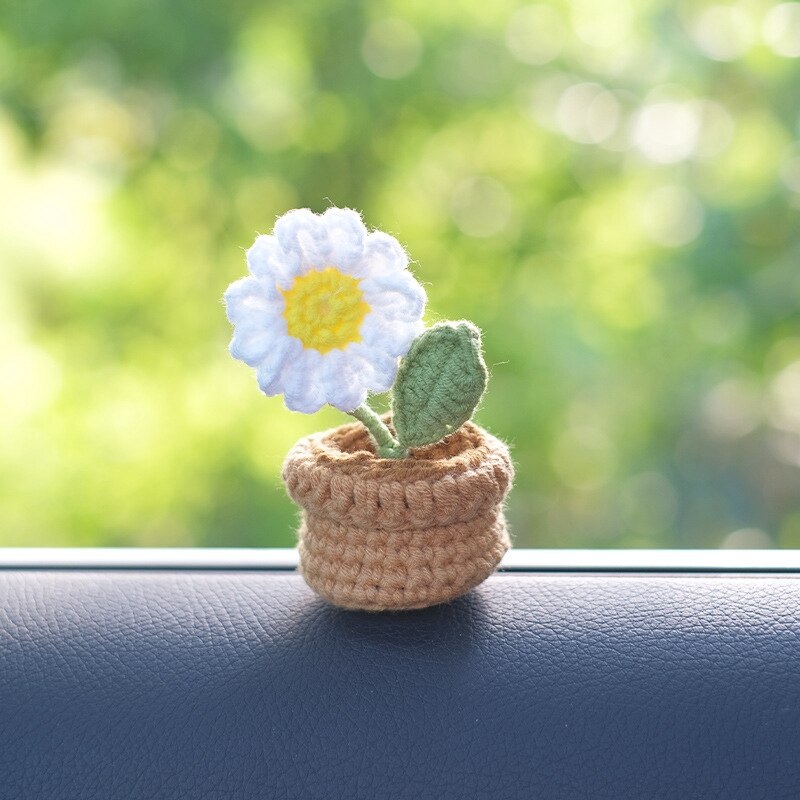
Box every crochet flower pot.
[225,206,514,611]
[283,420,513,611]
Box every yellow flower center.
[281,266,370,354]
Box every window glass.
[2,1,796,550]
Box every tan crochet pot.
[282,419,513,612]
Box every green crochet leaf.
[392,320,488,450]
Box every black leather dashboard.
[1,561,798,799]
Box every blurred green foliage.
[2,0,800,549]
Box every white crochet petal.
[274,208,330,270]
[360,269,427,322]
[358,230,409,278]
[230,320,282,367]
[361,313,424,358]
[345,342,400,394]
[319,349,369,412]
[283,348,327,413]
[224,277,281,325]
[255,336,303,396]
[320,207,367,270]
[246,234,301,290]
[225,277,286,367]
[228,325,273,367]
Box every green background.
[2,0,800,549]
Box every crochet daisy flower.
[224,207,426,414]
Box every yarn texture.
[393,320,488,450]
[283,418,514,611]
[224,207,426,414]
[225,206,515,613]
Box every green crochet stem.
[348,403,408,459]
[346,321,487,458]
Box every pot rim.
[284,419,512,483]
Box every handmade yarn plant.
[225,207,513,611]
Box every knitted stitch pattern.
[282,420,514,611]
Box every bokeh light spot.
[638,185,704,247]
[632,98,700,163]
[362,19,422,79]
[449,176,513,238]
[721,528,773,549]
[690,6,754,61]
[769,361,800,433]
[763,3,800,57]
[701,378,762,440]
[505,5,564,65]
[556,83,620,144]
